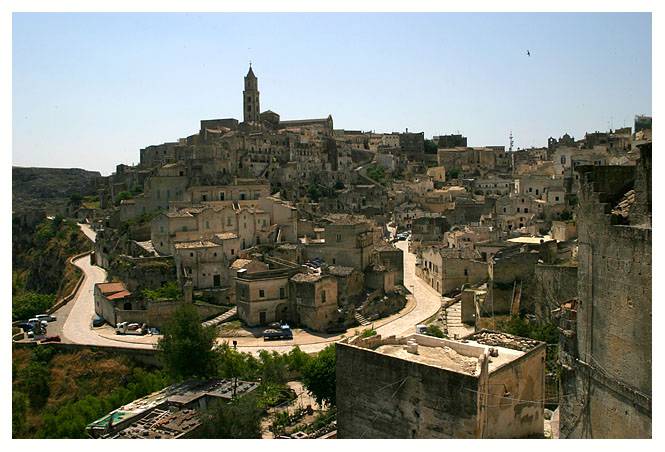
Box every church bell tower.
[243,64,260,123]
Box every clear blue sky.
[13,12,651,175]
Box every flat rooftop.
[349,331,542,377]
[507,235,553,245]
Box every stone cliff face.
[559,144,652,439]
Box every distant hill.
[12,166,102,215]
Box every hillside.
[12,166,102,214]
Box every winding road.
[53,224,444,354]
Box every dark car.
[40,335,61,343]
[263,324,293,341]
[16,322,36,333]
[92,315,105,328]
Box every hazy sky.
[13,12,651,175]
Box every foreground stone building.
[558,143,651,438]
[337,331,545,438]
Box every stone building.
[416,246,488,295]
[437,146,509,176]
[302,214,380,270]
[411,216,450,245]
[243,65,260,123]
[558,143,651,438]
[436,133,467,148]
[94,282,133,327]
[151,204,272,256]
[337,331,546,438]
[399,131,425,161]
[290,273,340,332]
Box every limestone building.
[337,331,546,438]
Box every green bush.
[141,281,181,301]
[12,292,56,321]
[426,324,446,338]
[359,328,377,338]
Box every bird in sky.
[527,50,531,57]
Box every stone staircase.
[443,300,474,339]
[202,307,237,328]
[354,312,371,326]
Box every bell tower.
[243,64,260,123]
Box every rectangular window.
[280,287,285,298]
[336,234,342,242]
[321,291,326,303]
[259,289,265,298]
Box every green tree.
[18,361,51,408]
[424,139,438,154]
[12,391,29,438]
[257,350,288,386]
[302,344,336,407]
[199,393,263,438]
[447,168,460,179]
[156,304,218,380]
[285,346,312,373]
[68,193,83,207]
[115,191,133,206]
[12,291,56,320]
[217,342,253,396]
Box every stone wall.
[336,342,479,438]
[531,263,578,321]
[559,153,651,438]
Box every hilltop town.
[12,66,652,439]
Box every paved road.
[79,223,97,242]
[376,240,442,337]
[54,223,441,354]
[54,225,155,349]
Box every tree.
[424,139,438,154]
[12,391,29,437]
[18,362,51,408]
[12,291,55,321]
[68,193,83,207]
[302,344,336,407]
[156,304,218,380]
[217,343,253,397]
[447,168,460,179]
[285,346,312,374]
[198,393,263,438]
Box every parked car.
[263,324,293,341]
[40,335,61,343]
[36,314,57,322]
[17,322,35,331]
[115,322,147,335]
[28,318,49,328]
[92,315,105,328]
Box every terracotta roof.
[97,282,128,294]
[107,290,132,300]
